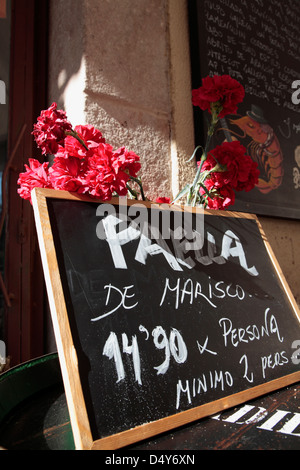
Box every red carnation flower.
[32,102,72,155]
[64,135,90,159]
[200,141,256,190]
[201,184,235,210]
[235,160,260,192]
[17,158,52,203]
[192,75,245,119]
[49,155,86,192]
[64,125,106,160]
[74,125,105,148]
[111,147,141,178]
[156,197,171,204]
[81,144,130,200]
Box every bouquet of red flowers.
[172,74,259,209]
[18,74,259,209]
[17,103,142,204]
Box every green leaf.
[172,184,191,204]
[186,145,203,163]
[198,182,211,198]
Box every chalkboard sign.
[190,0,300,218]
[32,188,300,450]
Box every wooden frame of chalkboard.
[32,187,300,450]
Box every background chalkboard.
[32,189,300,449]
[189,0,300,218]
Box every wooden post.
[0,0,6,18]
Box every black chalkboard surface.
[190,0,300,218]
[32,188,300,450]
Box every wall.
[259,217,300,306]
[48,0,195,202]
[48,0,299,306]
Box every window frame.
[4,0,48,365]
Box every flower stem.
[187,113,219,206]
[126,183,139,199]
[65,130,89,151]
[129,176,146,201]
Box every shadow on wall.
[49,0,170,125]
[48,0,86,120]
[47,0,173,200]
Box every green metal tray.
[0,353,75,450]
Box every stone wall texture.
[48,0,195,201]
[48,0,299,305]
